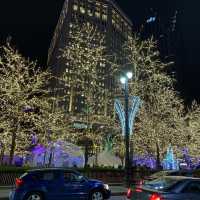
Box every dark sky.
[0,0,200,101]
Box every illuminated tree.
[0,44,68,165]
[121,35,185,166]
[181,102,200,158]
[60,22,118,118]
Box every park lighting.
[120,77,126,84]
[126,71,133,79]
[120,72,133,85]
[120,71,132,187]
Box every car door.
[179,181,200,200]
[39,171,64,200]
[62,171,89,200]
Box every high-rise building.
[141,9,178,64]
[47,0,132,114]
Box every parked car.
[9,168,111,200]
[133,169,193,188]
[147,170,193,180]
[127,176,200,200]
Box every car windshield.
[150,171,169,179]
[144,177,179,191]
[19,172,28,179]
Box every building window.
[112,19,116,25]
[102,14,107,21]
[95,11,100,18]
[80,6,85,14]
[88,9,93,16]
[73,4,78,11]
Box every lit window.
[80,7,85,14]
[95,11,100,18]
[73,4,78,11]
[88,9,93,16]
[103,4,108,9]
[95,2,101,7]
[100,62,105,67]
[102,14,107,21]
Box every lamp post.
[120,71,133,187]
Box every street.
[110,196,126,200]
[0,188,126,200]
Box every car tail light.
[15,178,24,188]
[127,188,133,199]
[127,187,142,199]
[135,188,142,192]
[149,193,164,200]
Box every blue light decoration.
[162,145,179,170]
[129,96,141,135]
[114,96,141,136]
[146,16,156,23]
[114,99,125,135]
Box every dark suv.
[9,168,111,200]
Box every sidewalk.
[0,185,127,200]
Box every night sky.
[0,0,200,102]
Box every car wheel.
[90,190,104,200]
[24,192,43,200]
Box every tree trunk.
[104,91,108,117]
[84,145,89,168]
[120,157,124,167]
[48,146,54,167]
[0,145,5,165]
[156,141,161,169]
[69,87,74,113]
[43,150,47,167]
[9,132,17,165]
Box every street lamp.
[120,71,133,187]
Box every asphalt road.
[0,188,126,200]
[0,197,126,200]
[110,197,126,200]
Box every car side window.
[64,172,72,182]
[64,172,81,182]
[183,182,200,193]
[42,172,55,181]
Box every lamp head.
[120,77,127,84]
[126,71,133,79]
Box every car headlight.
[104,184,109,190]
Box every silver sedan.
[127,176,200,200]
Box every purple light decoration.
[29,141,85,168]
[32,144,46,154]
[31,133,38,145]
[182,148,193,169]
[132,154,156,169]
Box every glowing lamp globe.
[126,71,133,79]
[120,77,126,84]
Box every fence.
[0,167,155,186]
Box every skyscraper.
[141,9,178,64]
[47,0,132,114]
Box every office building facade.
[47,0,132,114]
